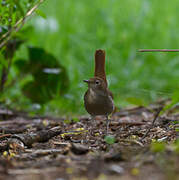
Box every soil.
[0,102,179,180]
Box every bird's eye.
[95,80,100,85]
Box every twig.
[0,134,11,139]
[140,106,163,140]
[120,139,144,147]
[10,126,62,147]
[138,49,179,52]
[16,149,64,159]
[111,121,145,126]
[0,127,27,134]
[8,168,59,175]
[0,0,44,49]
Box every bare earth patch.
[0,102,179,180]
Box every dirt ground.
[0,102,179,180]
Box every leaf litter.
[0,101,179,180]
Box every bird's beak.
[83,80,89,83]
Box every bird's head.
[83,77,107,92]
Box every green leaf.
[72,117,80,122]
[17,47,69,104]
[150,142,166,153]
[104,135,115,145]
[172,91,179,103]
[126,97,146,106]
[174,139,179,154]
[162,91,179,113]
[63,119,71,124]
[0,52,8,68]
[14,0,25,16]
[35,9,47,19]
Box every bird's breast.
[84,88,114,116]
[86,89,98,104]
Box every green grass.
[13,0,179,115]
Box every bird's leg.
[88,116,95,135]
[106,115,110,135]
[90,115,96,124]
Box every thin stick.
[140,106,163,140]
[106,115,110,135]
[0,0,44,49]
[138,49,179,52]
[0,134,11,139]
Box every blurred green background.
[1,0,179,115]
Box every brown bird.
[84,49,114,134]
